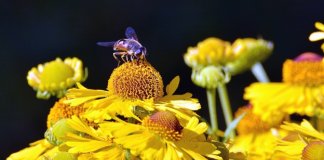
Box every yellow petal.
[315,22,324,31]
[309,32,324,41]
[166,76,180,95]
[170,100,201,110]
[67,140,110,153]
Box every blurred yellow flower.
[309,21,324,52]
[27,57,87,99]
[226,38,273,75]
[65,60,200,124]
[244,53,324,122]
[100,112,222,160]
[229,128,288,160]
[184,37,232,69]
[234,105,281,135]
[276,120,324,160]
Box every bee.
[97,27,147,63]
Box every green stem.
[251,62,270,82]
[206,88,218,134]
[217,83,235,138]
[217,83,233,126]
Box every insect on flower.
[97,27,147,63]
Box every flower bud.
[191,66,230,89]
[45,119,77,145]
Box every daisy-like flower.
[229,105,288,160]
[244,52,324,123]
[309,21,324,52]
[65,60,200,124]
[234,104,281,135]
[27,57,87,99]
[100,111,222,160]
[276,120,324,160]
[61,116,127,160]
[46,97,86,128]
[183,37,232,69]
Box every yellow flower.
[65,60,200,123]
[276,120,324,160]
[183,37,232,69]
[27,57,87,99]
[234,105,280,135]
[100,111,222,160]
[309,21,324,52]
[230,129,288,160]
[226,38,273,75]
[47,97,86,128]
[244,52,324,123]
[7,139,55,160]
[61,116,127,160]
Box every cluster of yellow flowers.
[8,21,324,160]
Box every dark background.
[1,0,324,158]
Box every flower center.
[107,60,164,100]
[142,111,183,141]
[283,52,324,86]
[47,98,85,128]
[40,61,75,85]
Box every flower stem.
[251,62,270,82]
[217,83,235,138]
[206,88,218,134]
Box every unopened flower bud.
[191,66,230,89]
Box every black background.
[1,0,324,159]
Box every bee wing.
[125,27,138,41]
[96,41,116,47]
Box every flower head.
[184,37,232,69]
[230,128,288,160]
[27,57,87,99]
[235,105,277,135]
[244,52,324,122]
[226,38,273,75]
[47,97,85,128]
[65,60,200,123]
[101,114,222,160]
[309,21,324,52]
[276,120,324,160]
[107,60,164,100]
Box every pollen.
[142,111,183,141]
[283,52,324,86]
[47,98,85,128]
[107,60,164,100]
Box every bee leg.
[130,55,134,61]
[113,52,121,65]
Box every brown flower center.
[107,60,164,100]
[142,111,183,141]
